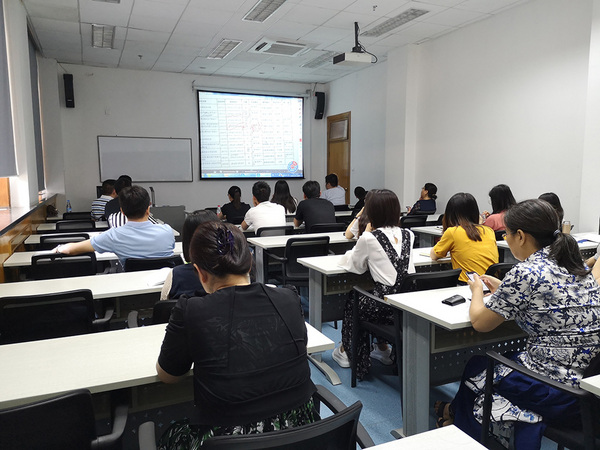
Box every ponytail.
[549,232,588,277]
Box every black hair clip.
[216,228,235,255]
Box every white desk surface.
[36,221,109,232]
[334,210,352,217]
[247,231,352,249]
[24,231,103,245]
[385,285,472,330]
[371,426,485,449]
[3,242,183,268]
[0,322,332,409]
[496,232,600,250]
[411,225,443,237]
[580,373,600,397]
[0,268,169,299]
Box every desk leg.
[255,247,265,284]
[420,234,434,248]
[307,268,341,386]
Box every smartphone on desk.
[466,271,490,293]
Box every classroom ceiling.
[23,0,529,83]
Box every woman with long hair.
[407,182,438,215]
[332,189,415,379]
[431,192,498,283]
[271,180,297,214]
[436,199,600,449]
[218,185,250,225]
[156,222,317,448]
[344,190,372,240]
[538,192,564,223]
[481,184,516,230]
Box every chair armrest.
[92,397,128,450]
[127,310,140,328]
[314,385,375,449]
[353,286,381,303]
[92,307,114,330]
[138,421,157,450]
[263,250,287,263]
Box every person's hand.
[467,272,484,294]
[406,206,411,213]
[482,210,490,219]
[479,275,501,294]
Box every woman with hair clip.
[218,185,250,225]
[481,184,516,230]
[435,199,600,449]
[407,182,437,215]
[156,222,317,448]
[431,192,498,283]
[332,189,415,379]
[271,180,298,214]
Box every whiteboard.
[98,136,193,182]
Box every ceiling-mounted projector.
[333,22,375,66]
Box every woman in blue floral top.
[436,199,600,449]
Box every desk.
[385,286,525,436]
[411,226,443,247]
[36,221,109,232]
[24,231,103,246]
[246,232,354,284]
[497,232,599,262]
[0,322,333,409]
[580,373,600,398]
[371,426,485,449]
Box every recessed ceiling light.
[208,39,242,59]
[92,0,121,3]
[302,51,337,69]
[243,0,286,23]
[361,9,429,37]
[91,24,115,49]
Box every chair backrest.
[256,225,294,237]
[152,299,178,324]
[308,222,346,233]
[0,389,98,450]
[400,215,427,229]
[39,233,89,250]
[55,219,96,232]
[150,205,186,236]
[124,255,184,272]
[0,289,97,344]
[399,268,461,293]
[62,211,92,220]
[202,400,362,450]
[282,236,330,281]
[435,214,444,226]
[334,204,350,211]
[31,252,98,280]
[494,230,505,241]
[485,262,514,280]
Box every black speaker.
[314,91,325,119]
[63,74,74,108]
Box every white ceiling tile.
[23,1,79,22]
[322,11,381,30]
[126,29,170,45]
[417,0,465,7]
[29,17,80,34]
[455,0,523,14]
[281,5,339,27]
[265,20,317,41]
[423,7,489,27]
[79,0,134,27]
[343,0,412,17]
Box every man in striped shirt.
[91,179,116,220]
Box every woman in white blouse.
[332,189,415,380]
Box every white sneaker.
[370,344,393,365]
[332,345,350,368]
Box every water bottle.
[216,205,221,215]
[66,200,72,213]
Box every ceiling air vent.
[249,38,311,57]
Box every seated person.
[320,173,346,206]
[407,182,437,215]
[57,185,175,267]
[480,184,516,231]
[91,179,116,221]
[345,190,372,240]
[218,186,250,225]
[294,180,336,232]
[350,186,366,220]
[436,199,600,450]
[271,180,298,214]
[104,175,132,226]
[538,192,565,223]
[241,181,286,232]
[431,192,498,283]
[160,210,218,300]
[155,222,318,448]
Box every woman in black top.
[407,182,437,215]
[156,222,317,448]
[218,185,250,225]
[271,180,297,214]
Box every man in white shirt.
[241,181,286,232]
[320,173,346,206]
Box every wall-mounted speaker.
[314,91,325,119]
[63,74,75,108]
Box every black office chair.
[255,225,294,237]
[138,385,374,450]
[38,233,89,250]
[0,289,113,344]
[127,299,178,327]
[265,236,330,288]
[62,211,93,220]
[124,255,184,272]
[400,215,427,229]
[334,204,350,211]
[308,223,347,233]
[434,213,444,226]
[0,388,127,450]
[481,351,600,450]
[350,268,462,388]
[494,229,505,241]
[485,262,514,280]
[55,219,96,232]
[31,252,98,279]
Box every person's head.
[302,180,321,199]
[364,189,401,230]
[354,186,366,200]
[538,192,564,223]
[190,221,252,281]
[272,180,296,213]
[101,179,116,196]
[489,184,516,215]
[252,181,271,203]
[182,210,219,262]
[357,190,373,237]
[504,199,586,276]
[443,193,482,241]
[227,185,242,205]
[118,185,150,219]
[422,183,438,200]
[325,173,338,188]
[114,176,132,195]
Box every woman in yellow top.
[430,192,498,283]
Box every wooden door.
[326,112,350,204]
